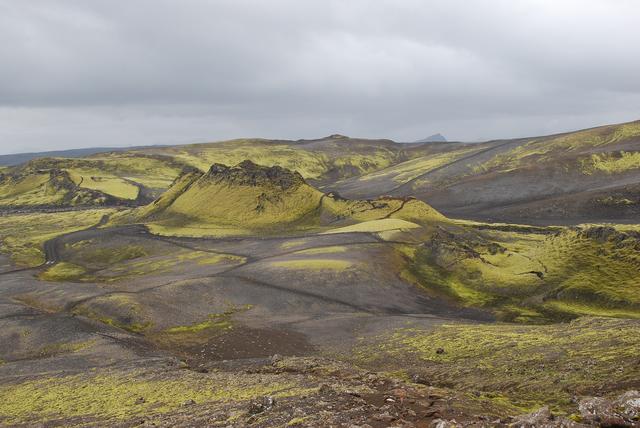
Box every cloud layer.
[1,0,639,153]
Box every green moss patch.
[270,258,353,271]
[0,370,307,425]
[0,209,113,267]
[355,317,640,412]
[38,262,87,282]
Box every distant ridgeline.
[1,120,639,223]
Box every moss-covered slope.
[0,154,187,208]
[125,160,445,237]
[403,222,640,322]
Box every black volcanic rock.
[205,160,306,190]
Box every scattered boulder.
[511,406,579,427]
[430,419,458,428]
[270,353,283,365]
[319,384,335,395]
[247,396,276,415]
[410,373,429,385]
[206,160,306,190]
[618,390,640,420]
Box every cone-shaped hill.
[127,160,445,237]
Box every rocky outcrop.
[579,226,640,249]
[205,160,306,190]
[578,390,640,427]
[512,391,640,427]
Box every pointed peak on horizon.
[414,133,447,143]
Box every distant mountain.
[413,133,447,143]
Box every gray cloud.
[1,0,639,154]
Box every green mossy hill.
[321,194,445,225]
[135,160,324,235]
[120,169,203,222]
[0,154,188,207]
[119,161,446,237]
[405,222,640,322]
[0,167,118,207]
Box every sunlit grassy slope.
[131,161,324,236]
[0,169,113,207]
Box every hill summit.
[205,160,305,190]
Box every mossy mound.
[127,161,446,237]
[135,161,324,236]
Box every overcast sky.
[1,0,639,154]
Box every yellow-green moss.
[295,246,347,255]
[270,259,353,271]
[353,148,476,185]
[0,209,113,267]
[38,262,87,282]
[579,151,640,175]
[164,317,232,334]
[323,218,421,234]
[73,295,152,333]
[0,371,307,424]
[34,340,96,358]
[356,317,640,412]
[407,225,640,321]
[68,171,139,200]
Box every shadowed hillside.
[332,120,640,224]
